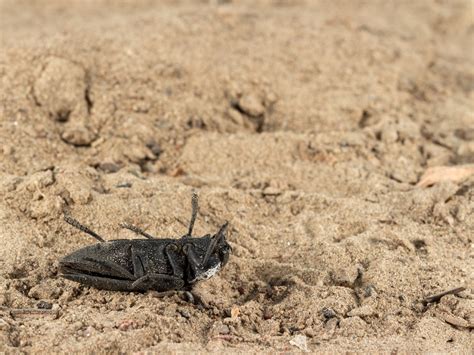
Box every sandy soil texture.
[0,0,473,353]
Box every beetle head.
[187,222,231,283]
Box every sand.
[0,0,473,353]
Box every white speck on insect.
[192,262,222,283]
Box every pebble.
[324,317,339,331]
[117,319,139,331]
[146,140,162,157]
[322,307,336,319]
[263,308,273,320]
[0,318,9,330]
[289,334,309,352]
[178,309,191,319]
[216,323,230,335]
[37,300,53,309]
[455,128,474,141]
[456,142,474,163]
[28,283,62,300]
[61,126,96,147]
[98,162,121,173]
[262,186,281,196]
[83,326,95,337]
[237,94,265,117]
[227,107,245,125]
[379,124,398,143]
[347,305,375,317]
[435,311,470,328]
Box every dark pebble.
[322,307,336,319]
[98,162,121,173]
[37,301,53,309]
[146,141,162,157]
[178,309,191,319]
[263,308,273,320]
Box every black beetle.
[59,193,231,292]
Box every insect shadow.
[59,193,232,296]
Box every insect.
[59,193,231,292]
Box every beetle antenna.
[120,223,156,239]
[64,214,106,242]
[186,192,199,237]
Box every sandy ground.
[0,0,473,353]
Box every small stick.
[422,287,466,305]
[8,308,59,319]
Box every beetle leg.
[120,223,156,239]
[64,215,105,242]
[165,243,184,278]
[62,273,139,292]
[131,273,185,292]
[182,243,203,276]
[131,247,146,278]
[202,222,228,265]
[185,222,228,267]
[61,257,135,280]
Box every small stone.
[262,186,281,196]
[238,94,265,117]
[178,309,191,319]
[322,307,336,319]
[68,187,92,205]
[24,170,55,191]
[347,305,375,317]
[84,326,95,337]
[2,144,14,155]
[61,126,96,147]
[117,319,139,331]
[98,162,121,173]
[227,108,245,125]
[37,301,53,309]
[455,128,474,141]
[124,144,155,164]
[379,124,398,143]
[436,311,470,328]
[146,140,162,157]
[28,283,62,300]
[324,317,339,331]
[216,323,230,335]
[338,316,367,337]
[71,322,84,331]
[133,101,150,113]
[289,334,309,352]
[0,318,9,330]
[263,308,273,320]
[417,165,474,187]
[230,306,240,319]
[456,142,474,163]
